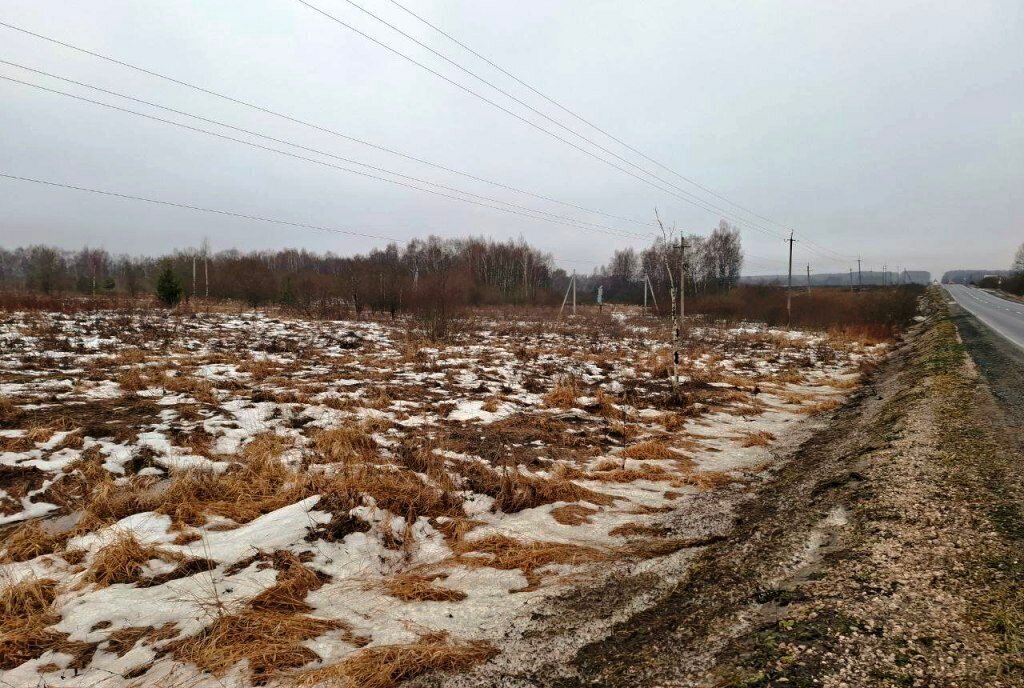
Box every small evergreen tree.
[155,266,183,306]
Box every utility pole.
[559,271,577,318]
[806,264,811,294]
[882,264,887,286]
[786,231,796,327]
[642,273,648,314]
[679,236,687,325]
[857,256,862,291]
[572,269,576,317]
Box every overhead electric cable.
[0,20,654,229]
[384,0,806,235]
[0,74,643,239]
[0,172,398,241]
[0,171,616,268]
[291,0,789,241]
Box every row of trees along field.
[0,223,744,315]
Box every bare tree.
[1013,242,1024,275]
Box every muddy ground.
[415,288,1024,687]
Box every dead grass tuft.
[551,504,598,526]
[309,424,377,464]
[619,440,678,461]
[171,609,344,682]
[1,521,71,563]
[493,471,615,513]
[295,635,496,688]
[84,531,180,587]
[374,573,467,603]
[249,551,327,613]
[0,576,64,670]
[452,534,608,591]
[738,430,775,447]
[543,376,578,409]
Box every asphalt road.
[944,284,1024,350]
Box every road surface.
[944,284,1024,349]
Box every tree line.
[0,221,745,315]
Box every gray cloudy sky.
[1,0,1021,278]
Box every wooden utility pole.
[192,255,197,300]
[786,231,796,327]
[806,264,811,294]
[642,273,648,314]
[857,257,862,291]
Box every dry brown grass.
[0,521,71,563]
[676,471,738,490]
[249,551,328,613]
[171,609,344,682]
[618,440,678,461]
[105,622,178,657]
[551,504,598,526]
[295,635,497,688]
[738,430,775,447]
[0,576,72,670]
[364,385,393,410]
[493,471,615,513]
[156,432,302,527]
[608,523,669,538]
[799,398,843,414]
[452,534,609,591]
[237,358,281,381]
[587,463,673,483]
[116,368,148,393]
[163,373,218,404]
[83,531,180,587]
[543,376,578,408]
[374,573,467,603]
[309,424,377,464]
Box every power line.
[0,171,611,271]
[384,0,798,237]
[0,20,655,230]
[0,73,644,239]
[293,0,789,241]
[340,0,876,261]
[0,61,648,239]
[0,172,399,241]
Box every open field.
[0,306,885,687]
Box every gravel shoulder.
[416,288,1024,687]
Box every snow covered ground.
[0,307,883,687]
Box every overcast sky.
[1,0,1021,278]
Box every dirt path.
[416,289,1024,687]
